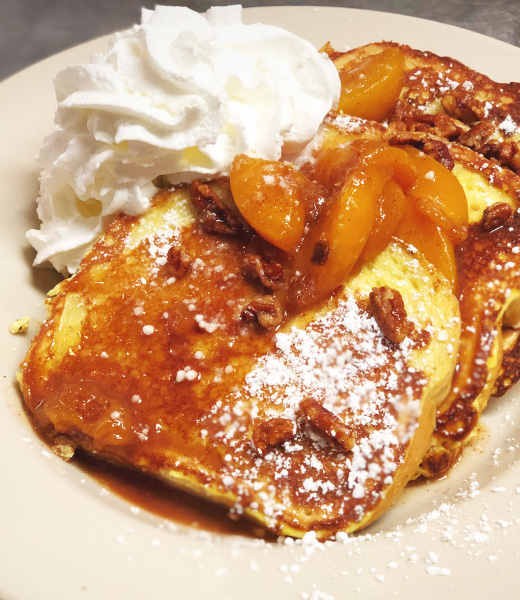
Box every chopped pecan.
[422,139,455,170]
[498,141,516,161]
[251,417,297,457]
[386,119,407,136]
[474,140,520,174]
[241,295,283,330]
[243,253,284,290]
[166,244,191,278]
[391,99,410,122]
[190,179,244,236]
[498,141,520,173]
[369,286,414,343]
[459,122,495,150]
[480,202,513,232]
[441,92,479,125]
[388,133,454,170]
[403,113,465,140]
[311,239,330,265]
[300,397,355,452]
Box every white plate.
[1,7,520,600]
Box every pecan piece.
[388,133,454,170]
[300,397,355,452]
[441,93,479,125]
[476,140,520,174]
[190,179,244,236]
[400,113,465,140]
[423,139,454,171]
[166,244,191,278]
[251,417,297,457]
[243,253,284,290]
[498,141,520,173]
[241,295,283,330]
[311,239,330,265]
[459,122,495,150]
[480,202,513,232]
[369,286,414,343]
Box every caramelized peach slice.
[362,179,407,262]
[303,145,360,194]
[292,145,416,309]
[230,155,307,254]
[337,47,406,121]
[305,139,415,194]
[360,144,417,191]
[403,146,469,244]
[394,200,458,290]
[292,167,378,308]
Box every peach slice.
[292,145,416,309]
[230,155,307,254]
[303,145,361,194]
[403,146,468,244]
[337,47,406,121]
[394,199,458,290]
[362,179,407,262]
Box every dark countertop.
[2,0,519,82]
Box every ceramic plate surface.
[1,7,520,600]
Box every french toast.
[20,39,520,537]
[327,41,520,174]
[324,42,520,476]
[20,183,459,538]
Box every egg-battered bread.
[20,186,460,538]
[327,41,520,175]
[318,111,520,476]
[324,42,520,477]
[20,40,520,536]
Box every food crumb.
[8,316,30,334]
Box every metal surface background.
[1,0,519,82]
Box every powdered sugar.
[240,295,423,522]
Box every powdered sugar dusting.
[235,295,424,525]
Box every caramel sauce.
[20,165,435,535]
[436,213,520,441]
[74,450,270,539]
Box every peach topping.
[230,157,307,254]
[337,47,406,121]
[228,48,469,313]
[230,140,467,311]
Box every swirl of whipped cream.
[27,5,340,274]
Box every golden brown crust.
[20,184,459,537]
[328,41,520,478]
[420,211,520,476]
[329,41,520,175]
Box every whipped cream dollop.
[28,4,340,274]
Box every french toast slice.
[421,210,520,475]
[327,41,520,174]
[20,39,520,535]
[325,42,520,477]
[20,185,459,538]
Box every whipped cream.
[28,5,340,274]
